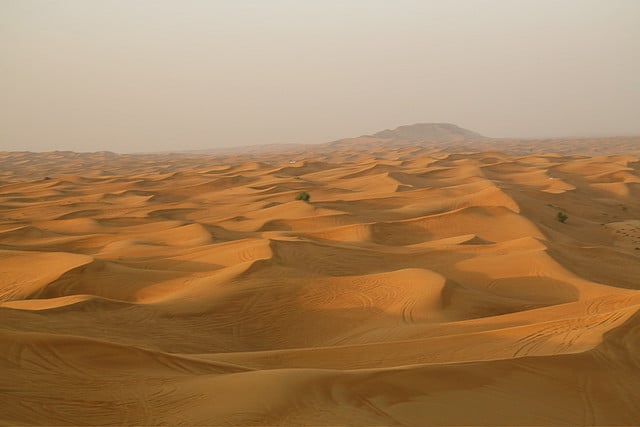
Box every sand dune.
[1,143,640,425]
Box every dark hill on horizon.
[370,123,485,141]
[316,122,487,155]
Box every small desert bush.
[295,191,310,202]
[557,211,568,223]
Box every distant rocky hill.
[317,123,485,153]
[370,123,485,141]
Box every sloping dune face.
[1,147,640,425]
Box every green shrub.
[295,191,310,202]
[557,211,568,223]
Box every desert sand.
[2,130,640,425]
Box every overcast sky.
[1,0,639,153]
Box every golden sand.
[1,140,640,425]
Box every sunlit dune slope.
[1,145,640,425]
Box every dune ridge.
[1,144,640,425]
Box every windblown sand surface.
[2,144,640,425]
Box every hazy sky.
[2,0,639,152]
